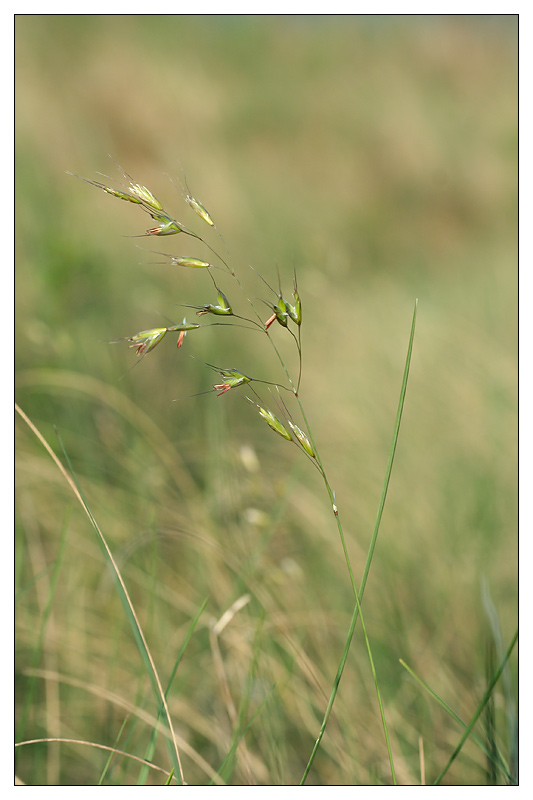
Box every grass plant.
[15,16,517,786]
[16,156,516,785]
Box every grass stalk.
[15,738,177,784]
[399,659,515,783]
[138,596,209,785]
[300,299,418,784]
[431,628,518,785]
[15,403,185,785]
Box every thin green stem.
[432,628,518,785]
[359,299,418,598]
[237,274,399,783]
[244,286,416,786]
[399,658,515,784]
[300,299,418,784]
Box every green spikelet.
[288,421,315,457]
[258,406,293,441]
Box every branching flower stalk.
[67,160,235,275]
[71,158,415,785]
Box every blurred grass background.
[15,14,517,785]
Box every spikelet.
[286,272,302,326]
[186,194,215,227]
[265,295,290,330]
[66,172,143,205]
[112,327,168,357]
[171,257,211,268]
[111,319,200,356]
[175,161,216,227]
[257,406,293,441]
[213,368,252,396]
[144,214,185,237]
[139,249,212,269]
[196,288,233,317]
[287,421,315,457]
[124,182,164,212]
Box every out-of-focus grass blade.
[15,508,69,746]
[213,685,277,786]
[164,769,175,786]
[431,628,517,785]
[138,597,208,785]
[15,403,185,785]
[98,717,129,785]
[400,658,514,784]
[15,737,176,782]
[482,579,518,782]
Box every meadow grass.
[17,157,417,785]
[15,15,517,785]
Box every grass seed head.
[123,327,168,356]
[287,421,315,457]
[116,319,200,356]
[258,406,293,441]
[174,160,216,227]
[166,318,200,348]
[291,273,302,325]
[171,257,211,268]
[105,186,142,204]
[126,183,164,212]
[166,320,201,333]
[145,216,184,236]
[67,172,144,205]
[286,288,302,326]
[265,297,290,329]
[213,368,251,396]
[187,195,216,227]
[197,289,233,316]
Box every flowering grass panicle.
[72,159,306,438]
[68,158,429,787]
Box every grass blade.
[431,628,518,785]
[138,597,208,785]
[15,403,185,785]
[15,738,176,783]
[15,508,69,748]
[399,659,515,784]
[300,299,418,784]
[98,717,129,785]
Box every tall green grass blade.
[484,642,498,785]
[138,597,208,785]
[432,628,518,785]
[15,563,55,603]
[15,404,185,785]
[98,716,129,785]
[481,579,518,782]
[164,769,175,785]
[359,298,418,599]
[399,659,514,783]
[213,684,277,786]
[300,299,418,785]
[53,424,184,782]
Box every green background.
[15,15,517,785]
